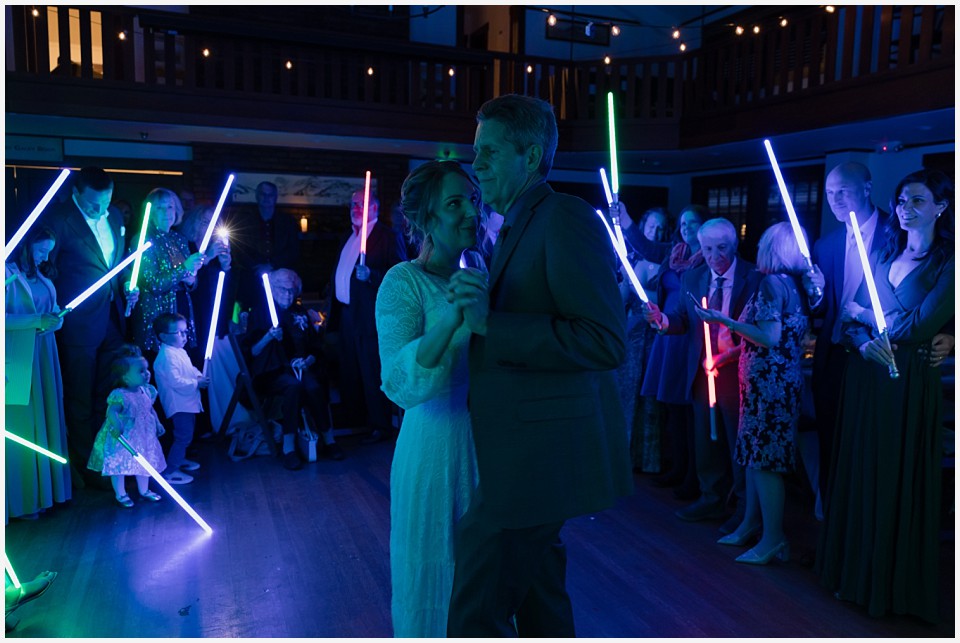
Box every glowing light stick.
[763,139,822,300]
[594,210,650,304]
[58,242,152,318]
[4,554,21,589]
[204,271,226,362]
[599,168,627,254]
[5,429,68,464]
[124,202,152,317]
[4,168,71,262]
[198,173,235,254]
[115,434,213,534]
[607,92,620,198]
[848,211,899,379]
[262,272,279,328]
[701,296,719,441]
[359,171,372,267]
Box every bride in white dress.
[376,161,484,637]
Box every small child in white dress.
[88,345,167,508]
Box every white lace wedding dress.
[376,261,479,638]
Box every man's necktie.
[491,224,510,262]
[708,276,725,351]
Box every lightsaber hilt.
[881,330,900,379]
[124,293,137,318]
[645,301,663,331]
[804,257,823,301]
[709,405,718,442]
[359,252,366,268]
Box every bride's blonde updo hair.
[399,160,474,260]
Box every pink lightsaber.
[701,296,718,441]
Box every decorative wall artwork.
[232,173,378,206]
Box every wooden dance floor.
[4,432,954,638]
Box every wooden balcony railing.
[6,5,953,151]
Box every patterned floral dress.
[88,385,167,476]
[735,273,809,472]
[132,229,196,353]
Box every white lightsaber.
[115,434,213,534]
[848,210,899,379]
[763,139,822,300]
[599,168,627,255]
[58,242,152,317]
[262,273,279,328]
[4,169,71,262]
[125,202,152,317]
[204,271,226,361]
[4,429,68,464]
[701,296,719,441]
[594,210,658,322]
[359,171,372,267]
[198,174,235,254]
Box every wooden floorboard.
[4,433,954,638]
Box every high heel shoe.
[717,525,761,547]
[735,541,790,565]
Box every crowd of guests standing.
[4,105,953,633]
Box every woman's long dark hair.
[17,225,58,280]
[880,168,954,263]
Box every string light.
[31,8,39,17]
[202,48,210,57]
[526,65,533,73]
[547,13,557,27]
[672,28,681,39]
[825,6,836,13]
[367,66,374,76]
[735,25,745,36]
[603,55,611,65]
[118,30,127,41]
[284,60,293,70]
[679,42,687,52]
[752,25,760,34]
[447,67,455,77]
[779,17,789,27]
[611,24,621,37]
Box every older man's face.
[256,184,278,220]
[700,228,736,276]
[825,168,871,224]
[350,191,378,229]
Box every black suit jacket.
[809,209,889,379]
[328,221,406,337]
[43,199,130,346]
[663,257,762,397]
[468,182,632,529]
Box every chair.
[218,326,279,457]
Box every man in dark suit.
[801,161,888,512]
[231,181,301,312]
[327,190,405,443]
[43,167,138,477]
[446,94,632,637]
[644,217,762,534]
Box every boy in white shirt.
[153,313,208,484]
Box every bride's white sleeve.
[376,265,456,410]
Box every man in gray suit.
[446,94,632,637]
[643,218,762,534]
